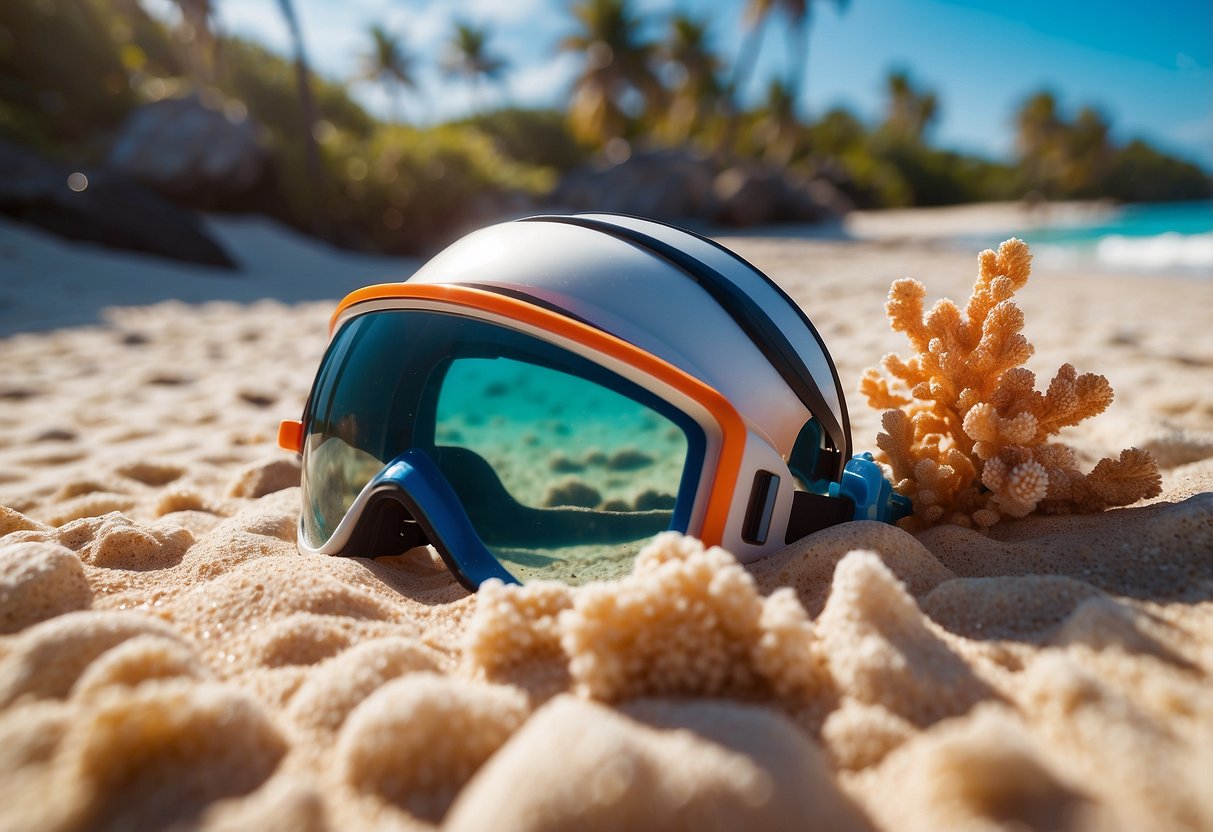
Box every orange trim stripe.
[278,419,303,453]
[330,283,746,547]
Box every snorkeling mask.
[280,214,909,589]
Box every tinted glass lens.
[300,308,704,583]
[434,355,690,583]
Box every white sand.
[0,214,419,335]
[842,200,1120,241]
[0,209,1211,831]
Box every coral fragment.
[861,238,1161,528]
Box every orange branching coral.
[860,238,1161,530]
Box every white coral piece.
[996,461,1049,517]
[981,457,1008,491]
[962,403,999,442]
[465,533,832,704]
[999,412,1038,444]
[463,579,572,679]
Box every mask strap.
[784,454,912,544]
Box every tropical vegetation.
[0,0,1207,254]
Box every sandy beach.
[1,206,1211,831]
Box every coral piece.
[462,579,573,681]
[860,238,1161,529]
[461,532,832,704]
[560,533,831,702]
[820,701,916,771]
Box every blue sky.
[184,0,1212,168]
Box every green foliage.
[882,69,938,143]
[218,36,375,144]
[1092,140,1212,203]
[1010,91,1211,202]
[320,124,555,254]
[870,139,1023,206]
[117,1,182,78]
[453,108,588,172]
[808,107,866,156]
[0,99,54,150]
[805,107,1020,208]
[3,0,1207,256]
[561,0,660,145]
[444,21,509,87]
[657,13,725,145]
[0,0,144,152]
[830,148,912,208]
[214,36,377,231]
[356,24,414,122]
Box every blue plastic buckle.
[839,452,912,524]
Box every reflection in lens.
[298,309,705,583]
[301,434,382,547]
[434,356,691,584]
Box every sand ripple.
[337,674,529,822]
[0,542,92,633]
[816,551,994,726]
[445,696,872,832]
[1,294,1211,830]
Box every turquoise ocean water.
[961,200,1213,277]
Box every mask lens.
[299,308,705,583]
[301,432,382,547]
[433,355,692,584]
[300,311,407,549]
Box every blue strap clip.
[839,452,912,524]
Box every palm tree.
[359,24,415,123]
[731,0,849,113]
[883,69,939,142]
[1015,90,1064,195]
[1061,106,1111,195]
[659,14,724,144]
[172,0,217,83]
[729,0,773,107]
[809,106,865,155]
[560,0,659,147]
[443,20,509,113]
[756,78,801,164]
[275,0,327,235]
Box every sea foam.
[1096,231,1213,272]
